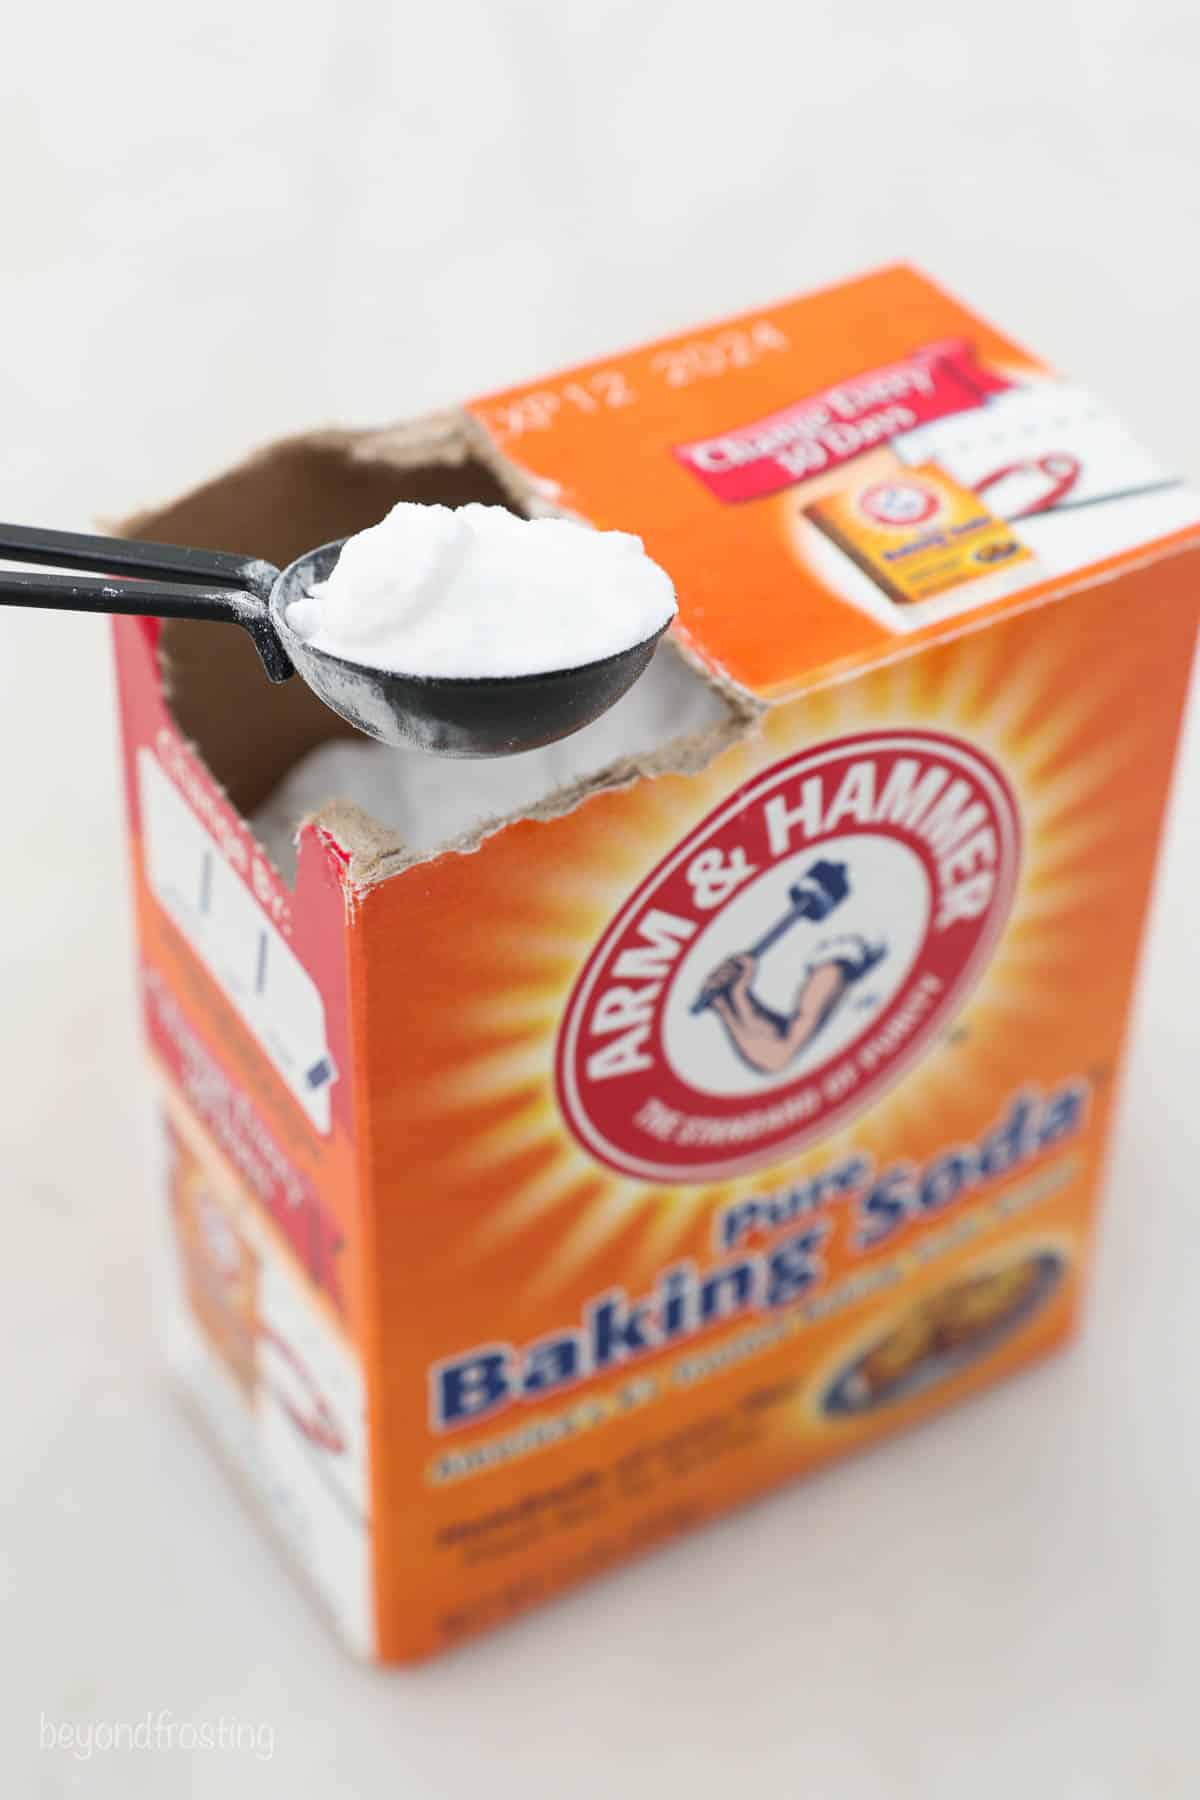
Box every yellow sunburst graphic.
[407,594,1172,1312]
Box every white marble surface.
[4,2,1200,1794]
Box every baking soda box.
[113,265,1200,1661]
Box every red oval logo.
[858,479,940,528]
[556,730,1020,1182]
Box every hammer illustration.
[689,859,850,1015]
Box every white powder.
[285,501,677,679]
[252,642,738,882]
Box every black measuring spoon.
[0,522,670,757]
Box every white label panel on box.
[139,749,337,1132]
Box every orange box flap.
[467,265,1200,699]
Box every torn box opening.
[141,414,754,888]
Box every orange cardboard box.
[114,266,1200,1661]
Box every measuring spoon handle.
[0,520,279,596]
[0,566,293,682]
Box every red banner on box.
[673,339,1010,504]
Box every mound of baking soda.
[284,501,677,679]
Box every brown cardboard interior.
[249,634,753,889]
[127,430,522,816]
[127,420,756,891]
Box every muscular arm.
[702,955,849,1076]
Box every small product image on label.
[805,463,1035,608]
[819,1246,1066,1415]
[556,730,1020,1182]
[857,479,941,529]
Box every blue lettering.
[833,1154,873,1194]
[1038,1082,1088,1146]
[979,1092,1035,1177]
[720,1202,763,1250]
[920,1150,975,1214]
[857,1165,917,1249]
[586,1290,658,1368]
[433,1345,512,1427]
[717,1156,873,1250]
[765,1226,826,1306]
[660,1264,698,1338]
[522,1332,584,1395]
[699,1260,757,1323]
